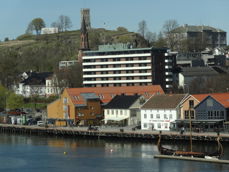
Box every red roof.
[66,85,164,105]
[192,92,229,108]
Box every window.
[112,110,114,115]
[189,100,194,108]
[164,123,168,129]
[190,110,194,119]
[184,110,189,119]
[63,97,68,104]
[120,110,123,115]
[144,114,147,119]
[64,112,69,119]
[150,114,153,119]
[63,105,68,111]
[143,123,148,128]
[169,114,172,119]
[220,111,224,118]
[164,114,168,119]
[156,114,160,119]
[207,99,213,107]
[157,123,161,128]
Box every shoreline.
[0,124,229,142]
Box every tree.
[4,37,9,42]
[52,15,72,32]
[145,31,157,45]
[116,27,128,32]
[55,63,82,91]
[6,93,24,109]
[163,19,179,50]
[0,85,8,110]
[138,20,147,39]
[26,18,45,35]
[154,32,167,48]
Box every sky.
[0,0,229,42]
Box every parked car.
[37,121,45,126]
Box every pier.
[0,124,229,142]
[154,155,229,164]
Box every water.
[0,133,228,172]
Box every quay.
[154,155,229,164]
[1,124,229,142]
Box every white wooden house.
[140,94,187,131]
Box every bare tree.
[57,15,73,32]
[145,31,157,44]
[138,20,147,39]
[163,19,179,50]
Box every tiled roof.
[192,93,229,108]
[66,85,164,105]
[105,95,140,109]
[141,94,186,109]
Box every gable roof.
[22,72,53,85]
[66,85,164,105]
[192,92,229,108]
[141,94,186,109]
[105,95,140,109]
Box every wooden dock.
[0,124,229,142]
[154,155,229,164]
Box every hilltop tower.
[80,8,91,30]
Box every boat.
[157,131,223,159]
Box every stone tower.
[80,8,91,30]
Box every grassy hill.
[0,28,148,87]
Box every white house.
[41,27,59,35]
[141,94,187,131]
[14,72,60,97]
[104,95,145,126]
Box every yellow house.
[47,89,76,126]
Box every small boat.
[157,131,223,159]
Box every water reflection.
[0,133,228,172]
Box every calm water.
[0,133,228,172]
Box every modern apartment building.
[81,44,176,91]
[172,25,227,50]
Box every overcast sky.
[0,0,228,42]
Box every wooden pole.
[189,111,193,152]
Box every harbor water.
[0,133,228,172]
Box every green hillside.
[0,28,148,87]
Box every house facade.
[141,94,187,131]
[104,95,144,126]
[195,94,229,121]
[15,72,60,97]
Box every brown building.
[47,85,164,126]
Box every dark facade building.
[195,95,228,121]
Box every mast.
[189,110,193,152]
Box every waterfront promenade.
[0,124,229,142]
